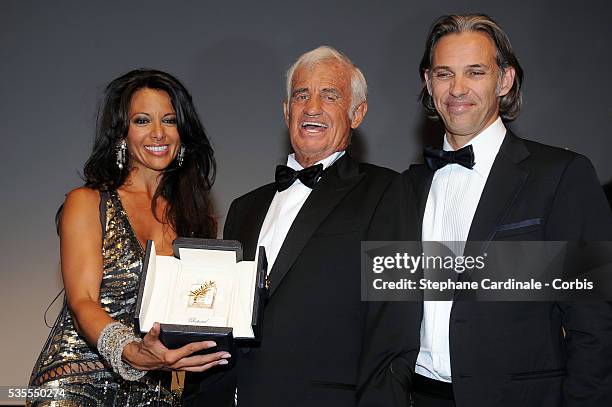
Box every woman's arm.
[60,187,112,342]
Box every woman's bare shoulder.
[61,187,101,230]
[65,186,100,204]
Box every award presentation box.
[134,238,267,358]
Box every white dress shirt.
[415,117,506,382]
[257,151,345,274]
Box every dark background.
[1,0,610,391]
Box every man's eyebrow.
[321,88,341,94]
[465,63,491,69]
[292,88,308,96]
[431,64,492,71]
[431,65,452,71]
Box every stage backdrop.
[1,0,610,395]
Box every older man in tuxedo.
[183,46,418,406]
[360,13,612,407]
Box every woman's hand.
[123,323,231,372]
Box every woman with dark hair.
[27,69,229,406]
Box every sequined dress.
[27,190,178,406]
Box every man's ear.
[424,70,433,96]
[497,66,515,97]
[350,101,368,129]
[283,101,289,127]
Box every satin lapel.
[267,155,364,297]
[415,169,434,237]
[405,165,434,237]
[236,184,276,260]
[456,133,530,295]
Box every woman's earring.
[116,139,127,170]
[177,145,185,167]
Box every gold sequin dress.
[27,190,178,406]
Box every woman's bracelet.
[97,321,147,381]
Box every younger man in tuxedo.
[362,13,612,407]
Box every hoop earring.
[116,139,127,170]
[177,145,185,167]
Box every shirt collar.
[287,150,345,171]
[443,117,506,177]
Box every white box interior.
[138,241,259,339]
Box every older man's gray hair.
[285,46,367,119]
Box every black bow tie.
[424,145,475,171]
[275,164,324,192]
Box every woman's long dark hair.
[83,69,217,238]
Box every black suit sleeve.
[546,154,612,240]
[357,174,422,407]
[547,155,612,406]
[223,198,240,240]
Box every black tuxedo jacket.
[183,154,402,407]
[400,132,612,406]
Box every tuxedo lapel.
[405,164,434,238]
[466,133,530,246]
[415,167,434,237]
[456,133,530,292]
[267,155,365,297]
[237,185,276,260]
